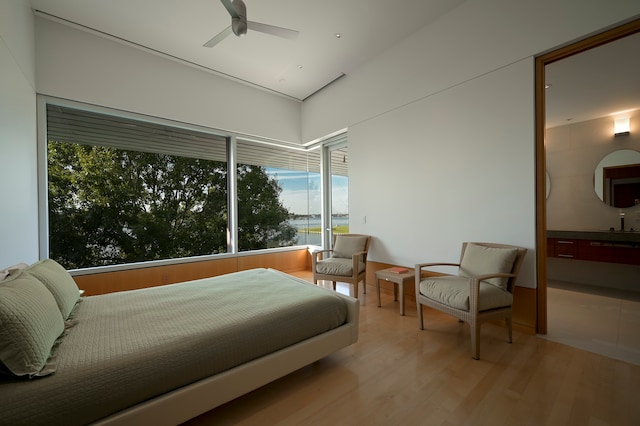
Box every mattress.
[0,268,348,426]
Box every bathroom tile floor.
[543,280,640,366]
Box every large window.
[43,101,347,270]
[236,139,321,249]
[46,104,229,269]
[328,144,349,244]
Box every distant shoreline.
[297,225,349,234]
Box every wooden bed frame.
[94,291,359,426]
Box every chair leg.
[354,282,358,296]
[505,316,513,343]
[362,279,366,294]
[471,323,480,360]
[332,281,337,290]
[417,303,424,330]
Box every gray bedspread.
[0,268,348,425]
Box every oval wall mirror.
[594,149,640,208]
[546,171,551,199]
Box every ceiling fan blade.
[220,0,240,19]
[203,26,233,47]
[247,21,299,40]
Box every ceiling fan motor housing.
[231,0,247,36]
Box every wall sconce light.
[614,117,630,136]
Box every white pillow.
[23,259,80,320]
[0,271,65,377]
[458,244,519,290]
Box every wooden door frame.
[535,19,640,334]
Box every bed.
[0,263,359,426]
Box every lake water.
[289,216,349,246]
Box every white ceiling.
[29,0,466,101]
[29,1,640,125]
[545,31,640,128]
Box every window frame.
[38,96,333,274]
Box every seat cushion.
[458,243,519,290]
[332,235,367,259]
[316,258,365,276]
[418,276,513,311]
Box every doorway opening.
[321,134,349,250]
[535,19,640,340]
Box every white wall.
[35,18,301,144]
[303,0,640,288]
[0,0,39,266]
[349,58,536,285]
[302,0,640,142]
[547,110,640,231]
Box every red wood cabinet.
[547,238,640,265]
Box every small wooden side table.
[375,268,414,316]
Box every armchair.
[415,242,527,360]
[312,234,371,297]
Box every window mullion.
[228,135,238,254]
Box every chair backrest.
[331,234,371,259]
[459,242,527,292]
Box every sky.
[267,168,348,215]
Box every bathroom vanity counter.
[547,230,640,244]
[547,230,640,265]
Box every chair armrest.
[313,249,334,254]
[468,271,517,292]
[313,249,333,258]
[466,272,517,312]
[312,249,334,267]
[473,272,516,282]
[350,250,368,277]
[415,262,460,270]
[414,263,460,291]
[467,272,516,292]
[351,250,367,259]
[465,272,516,292]
[350,250,368,264]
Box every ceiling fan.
[203,0,299,48]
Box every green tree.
[48,141,296,269]
[237,165,298,250]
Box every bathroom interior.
[543,30,640,365]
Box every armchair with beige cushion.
[312,234,371,297]
[415,242,527,360]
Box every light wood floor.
[183,273,640,426]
